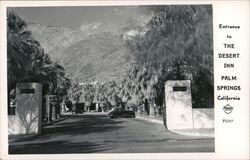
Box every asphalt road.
[9,113,214,154]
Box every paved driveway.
[9,113,214,154]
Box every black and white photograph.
[6,4,215,154]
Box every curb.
[42,117,68,127]
[135,115,214,138]
[9,117,69,143]
[9,133,40,143]
[171,129,215,138]
[135,115,163,124]
[62,112,108,116]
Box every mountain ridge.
[27,23,132,83]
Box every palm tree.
[126,5,213,108]
[7,11,71,112]
[7,11,31,89]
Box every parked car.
[108,108,135,118]
[74,103,85,114]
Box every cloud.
[80,22,102,31]
[92,23,102,29]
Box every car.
[108,108,136,118]
[74,103,85,114]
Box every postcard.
[0,1,249,160]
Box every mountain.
[27,22,104,54]
[54,32,131,83]
[28,23,79,54]
[27,23,132,83]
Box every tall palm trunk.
[149,100,155,116]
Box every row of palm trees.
[7,5,214,115]
[66,5,214,115]
[7,11,71,104]
[126,5,214,108]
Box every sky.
[11,6,148,32]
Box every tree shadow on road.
[42,114,125,135]
[9,114,124,154]
[9,140,111,154]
